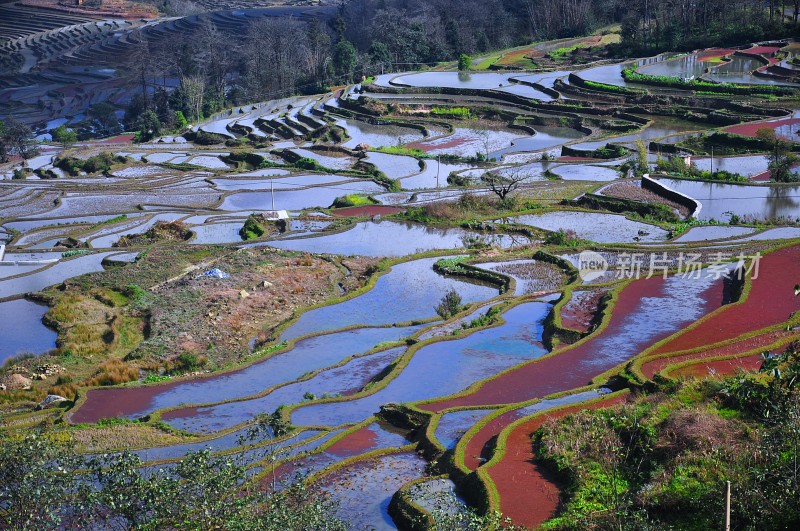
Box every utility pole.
[270,178,275,211]
[711,145,714,176]
[436,154,441,188]
[725,480,731,531]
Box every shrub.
[240,213,268,241]
[545,228,586,247]
[48,383,77,400]
[434,288,462,319]
[622,66,797,96]
[430,106,472,118]
[164,352,208,374]
[294,157,323,171]
[174,111,188,129]
[330,194,377,208]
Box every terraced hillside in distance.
[2,6,800,528]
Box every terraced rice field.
[3,33,800,529]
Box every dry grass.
[48,383,78,400]
[83,359,139,387]
[47,291,144,359]
[658,409,747,455]
[69,424,187,453]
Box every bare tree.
[483,167,528,200]
[468,119,494,161]
[124,32,155,111]
[181,75,206,121]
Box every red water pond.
[650,245,800,355]
[330,205,405,217]
[421,272,725,412]
[641,330,792,379]
[486,394,628,529]
[696,48,735,61]
[723,118,800,138]
[669,354,764,378]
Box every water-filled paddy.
[0,252,116,299]
[490,126,585,159]
[163,346,408,434]
[319,452,427,531]
[690,155,769,177]
[409,128,527,159]
[219,181,385,211]
[574,63,630,86]
[362,152,421,179]
[71,326,421,423]
[336,119,424,148]
[391,71,515,89]
[507,211,668,243]
[290,302,552,427]
[726,226,800,241]
[399,161,471,190]
[434,409,492,450]
[638,53,713,78]
[189,222,245,245]
[0,299,58,363]
[406,478,470,520]
[658,178,800,221]
[497,83,554,101]
[212,174,352,191]
[280,257,499,341]
[265,219,524,257]
[289,149,355,170]
[549,164,620,181]
[672,225,758,242]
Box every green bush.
[330,194,377,208]
[239,213,268,241]
[458,53,471,71]
[434,288,462,319]
[294,157,323,171]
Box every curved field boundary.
[620,242,800,386]
[451,385,604,475]
[665,352,765,379]
[275,292,552,430]
[546,285,612,347]
[254,417,384,488]
[477,390,629,528]
[67,249,507,424]
[637,328,797,381]
[387,475,443,530]
[417,260,727,412]
[421,403,500,462]
[642,174,702,218]
[648,243,800,355]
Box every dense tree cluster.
[619,0,798,53]
[0,434,345,531]
[116,0,800,136]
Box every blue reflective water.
[281,257,499,341]
[291,302,552,426]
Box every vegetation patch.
[330,194,378,209]
[114,221,192,247]
[536,345,800,529]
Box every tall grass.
[84,359,139,387]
